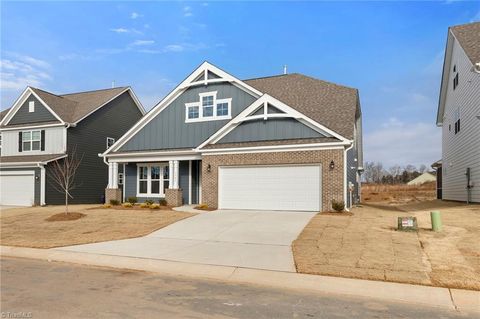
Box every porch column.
[108,162,118,188]
[173,160,180,189]
[168,160,174,188]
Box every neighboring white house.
[436,22,480,203]
[407,172,436,186]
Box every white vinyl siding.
[0,126,66,156]
[441,36,480,203]
[218,165,321,211]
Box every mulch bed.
[45,212,86,222]
[319,211,354,216]
[88,205,173,211]
[194,206,216,211]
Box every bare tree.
[49,148,83,214]
[418,164,427,173]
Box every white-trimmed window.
[185,91,232,123]
[106,137,115,149]
[29,101,35,112]
[22,130,41,151]
[137,163,169,197]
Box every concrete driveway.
[57,210,316,272]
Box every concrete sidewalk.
[1,245,478,314]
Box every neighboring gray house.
[436,22,480,203]
[102,62,363,212]
[0,86,145,206]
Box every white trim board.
[102,61,263,155]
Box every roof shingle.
[244,74,359,139]
[450,22,480,65]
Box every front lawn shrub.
[331,200,345,212]
[109,199,120,206]
[103,204,112,209]
[150,204,161,209]
[127,197,138,204]
[145,199,154,205]
[122,202,133,208]
[158,199,168,206]
[140,203,150,208]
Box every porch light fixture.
[329,160,335,170]
[207,164,211,172]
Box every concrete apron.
[2,245,478,314]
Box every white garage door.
[0,171,35,206]
[218,165,321,211]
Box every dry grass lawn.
[362,182,436,204]
[0,205,195,249]
[293,200,480,290]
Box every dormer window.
[29,101,35,112]
[185,91,232,123]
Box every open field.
[293,200,480,290]
[0,205,195,248]
[362,182,436,204]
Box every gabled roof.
[1,86,145,127]
[450,22,480,65]
[0,153,67,165]
[245,74,359,139]
[437,22,480,125]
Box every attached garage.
[218,165,322,211]
[0,171,36,206]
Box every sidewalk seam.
[448,289,459,311]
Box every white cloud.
[471,10,480,22]
[0,54,51,92]
[131,40,155,46]
[164,44,185,52]
[131,12,143,19]
[110,27,129,33]
[364,119,441,167]
[110,28,143,35]
[183,6,193,17]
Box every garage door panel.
[219,165,321,211]
[0,172,35,206]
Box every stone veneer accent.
[201,149,344,212]
[105,188,122,203]
[165,188,183,207]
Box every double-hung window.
[137,164,169,197]
[202,95,214,117]
[185,91,232,122]
[22,130,41,151]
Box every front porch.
[105,159,201,206]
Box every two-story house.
[436,22,480,203]
[102,62,363,212]
[0,86,145,206]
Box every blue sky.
[1,1,479,167]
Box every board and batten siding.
[217,118,324,144]
[7,94,60,125]
[46,91,143,204]
[1,126,66,156]
[118,83,257,152]
[441,36,480,203]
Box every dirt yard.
[293,200,480,290]
[362,182,436,204]
[0,205,195,248]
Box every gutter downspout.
[344,142,354,211]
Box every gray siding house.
[436,22,480,203]
[103,62,363,212]
[0,86,145,206]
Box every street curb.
[1,245,478,312]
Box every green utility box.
[431,211,442,232]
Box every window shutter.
[18,132,22,152]
[41,130,45,151]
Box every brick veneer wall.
[201,149,344,212]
